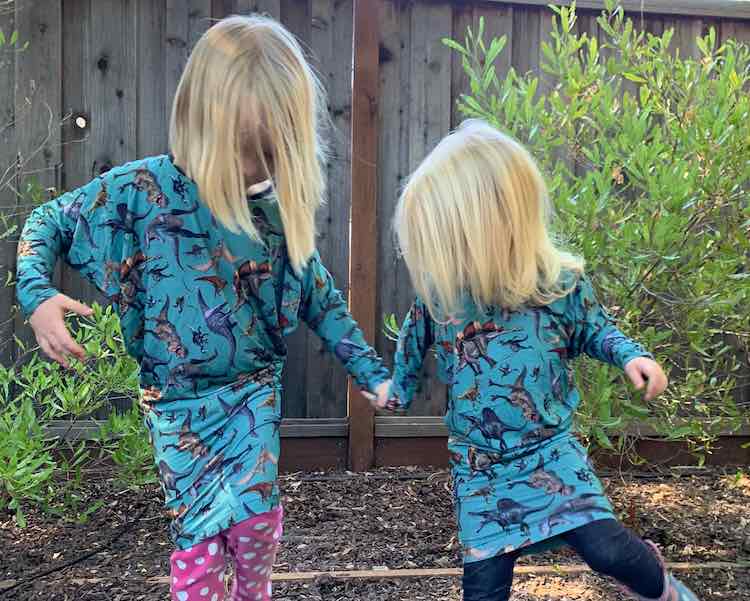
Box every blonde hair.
[170,15,326,273]
[395,119,583,318]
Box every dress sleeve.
[386,298,434,411]
[16,172,139,317]
[300,251,390,395]
[565,275,652,369]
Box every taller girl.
[17,16,388,601]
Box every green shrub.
[434,1,749,456]
[0,306,153,524]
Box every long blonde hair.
[170,15,326,273]
[395,119,583,318]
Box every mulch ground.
[2,466,750,600]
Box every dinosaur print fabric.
[388,283,651,563]
[16,155,389,549]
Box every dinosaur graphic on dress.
[461,407,523,450]
[179,429,241,498]
[90,180,110,211]
[115,167,169,207]
[146,296,188,358]
[455,321,503,375]
[467,485,494,502]
[520,426,559,446]
[237,447,278,485]
[218,394,258,436]
[161,410,211,459]
[241,481,275,504]
[457,385,481,407]
[470,497,554,536]
[508,454,574,496]
[467,447,512,479]
[144,201,209,268]
[103,203,152,237]
[233,260,273,309]
[196,275,228,295]
[166,350,219,395]
[158,459,197,496]
[198,290,237,366]
[489,367,542,422]
[332,326,377,364]
[600,330,629,363]
[250,206,283,238]
[539,493,608,536]
[140,349,169,382]
[192,240,238,272]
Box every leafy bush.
[0,396,55,526]
[96,405,157,489]
[0,306,153,524]
[435,1,750,456]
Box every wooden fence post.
[348,0,381,471]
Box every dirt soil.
[2,466,749,600]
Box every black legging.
[462,519,665,601]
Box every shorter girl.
[377,120,699,601]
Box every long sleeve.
[16,171,136,318]
[300,251,389,394]
[387,298,434,411]
[566,275,651,369]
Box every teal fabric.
[16,155,389,548]
[388,278,651,563]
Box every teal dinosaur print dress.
[388,282,651,563]
[16,155,389,548]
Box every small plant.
[0,305,151,524]
[96,405,156,489]
[0,396,55,526]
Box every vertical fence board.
[137,0,167,157]
[300,0,353,418]
[349,0,380,470]
[511,4,541,76]
[375,0,404,386]
[238,0,281,18]
[13,0,63,362]
[59,0,93,308]
[0,6,16,367]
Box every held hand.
[373,380,391,410]
[29,294,93,368]
[624,357,668,402]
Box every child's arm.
[300,252,390,401]
[567,275,667,400]
[17,175,132,365]
[381,298,434,412]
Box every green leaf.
[0,30,6,46]
[623,72,647,83]
[10,30,17,46]
[442,38,467,55]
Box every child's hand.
[29,294,93,368]
[373,381,391,410]
[624,357,668,401]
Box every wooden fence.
[1,1,749,469]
